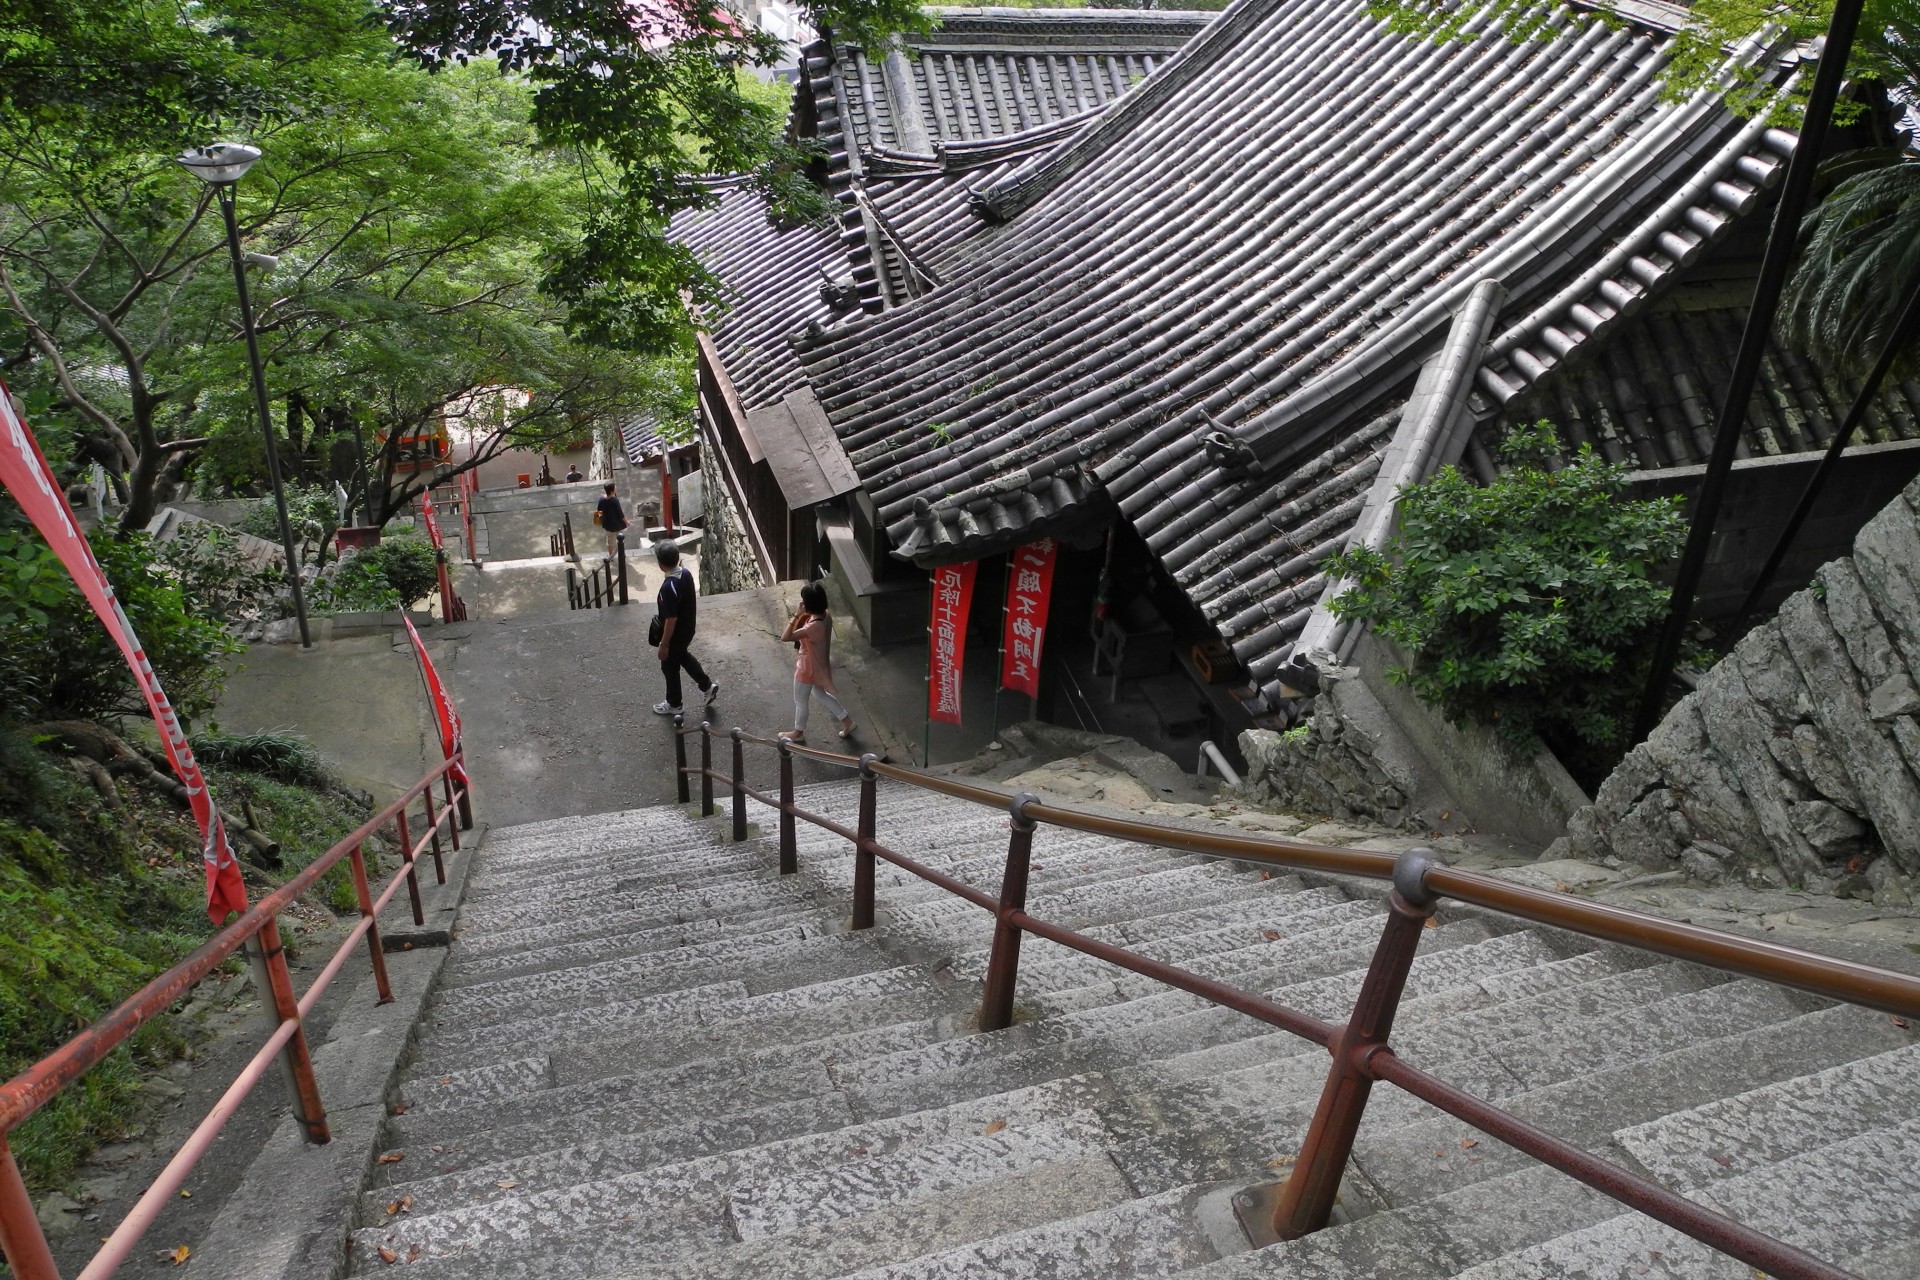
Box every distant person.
[652,541,717,715]
[779,581,854,743]
[595,482,627,556]
[565,463,583,483]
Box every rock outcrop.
[1565,479,1920,904]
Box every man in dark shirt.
[652,541,717,714]
[595,482,627,556]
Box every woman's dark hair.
[800,581,829,614]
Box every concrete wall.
[1238,632,1590,847]
[1564,474,1920,902]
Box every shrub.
[150,521,285,627]
[1327,421,1686,769]
[190,729,334,788]
[364,534,439,608]
[308,550,400,613]
[0,518,240,726]
[238,482,340,564]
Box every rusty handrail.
[0,752,473,1280]
[678,722,1917,1280]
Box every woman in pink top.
[779,581,856,743]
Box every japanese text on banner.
[0,382,247,921]
[999,538,1057,699]
[928,560,977,726]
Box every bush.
[238,482,339,564]
[190,729,334,788]
[308,550,400,613]
[150,521,285,627]
[1327,421,1686,771]
[365,534,439,608]
[0,517,240,726]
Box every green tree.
[1327,423,1687,776]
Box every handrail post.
[421,786,446,884]
[348,842,394,1004]
[699,722,715,817]
[730,727,748,842]
[454,753,473,829]
[0,1135,60,1280]
[566,564,577,609]
[245,916,331,1143]
[852,753,879,930]
[1271,848,1438,1240]
[617,533,629,605]
[563,509,575,557]
[980,791,1040,1033]
[441,773,463,851]
[777,738,797,875]
[674,713,690,803]
[395,808,425,927]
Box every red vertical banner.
[999,538,1058,698]
[420,490,444,549]
[0,382,247,922]
[927,560,977,726]
[402,616,469,787]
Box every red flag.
[0,383,247,922]
[999,538,1057,698]
[420,492,444,550]
[927,560,976,726]
[402,615,468,786]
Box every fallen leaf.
[377,1151,405,1165]
[1458,1138,1478,1149]
[178,1189,191,1198]
[169,1245,191,1265]
[1554,882,1571,893]
[391,1104,409,1116]
[1847,855,1868,874]
[383,1196,414,1216]
[377,1245,399,1264]
[984,1119,1007,1135]
[1435,1160,1454,1173]
[1261,929,1283,941]
[494,1179,519,1190]
[407,1244,423,1262]
[1423,917,1438,929]
[1265,1154,1296,1168]
[1894,1016,1910,1029]
[438,1076,452,1085]
[1439,810,1451,821]
[430,1145,444,1153]
[847,1146,868,1156]
[1712,1155,1733,1168]
[1258,871,1273,881]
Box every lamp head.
[176,142,262,186]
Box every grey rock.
[35,1192,81,1234]
[1820,559,1904,690]
[1850,492,1920,680]
[1787,800,1871,861]
[1679,845,1726,885]
[1869,673,1920,722]
[1791,722,1863,810]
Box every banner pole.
[991,552,1009,744]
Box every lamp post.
[176,142,312,648]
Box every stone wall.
[694,425,758,597]
[1563,476,1920,903]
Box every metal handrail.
[0,754,474,1280]
[674,719,1917,1280]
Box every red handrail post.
[730,728,748,842]
[421,788,446,884]
[0,1135,60,1280]
[348,843,394,1004]
[980,791,1039,1033]
[455,753,473,829]
[395,809,425,927]
[673,714,690,804]
[777,739,797,875]
[1273,849,1438,1240]
[852,753,878,930]
[245,917,331,1144]
[699,722,715,817]
[441,773,463,851]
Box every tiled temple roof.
[796,0,1799,703]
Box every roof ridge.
[971,0,1287,222]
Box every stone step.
[455,875,807,935]
[1610,1040,1920,1193]
[364,1076,1114,1247]
[403,967,946,1099]
[1348,1001,1913,1210]
[447,906,840,985]
[454,897,830,964]
[430,930,891,1024]
[814,1185,1220,1280]
[1449,1117,1920,1280]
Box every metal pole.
[348,843,394,1004]
[674,713,690,804]
[1731,271,1920,633]
[980,791,1039,1032]
[243,918,331,1144]
[617,533,629,605]
[0,1135,60,1280]
[853,752,878,930]
[730,727,748,842]
[395,809,424,927]
[778,738,797,874]
[699,722,714,817]
[219,189,311,648]
[421,787,445,884]
[1633,0,1868,741]
[1271,849,1438,1240]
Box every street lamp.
[177,142,312,648]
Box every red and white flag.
[0,383,247,922]
[420,491,444,550]
[401,615,468,786]
[999,538,1057,699]
[928,560,977,726]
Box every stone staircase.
[350,778,1920,1279]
